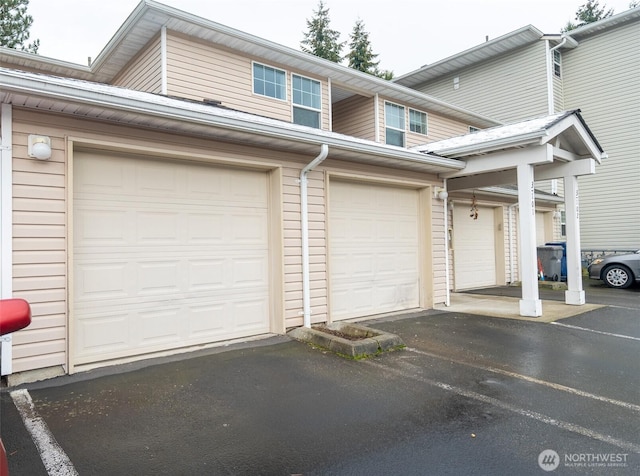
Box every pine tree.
[346,19,379,74]
[0,0,39,53]
[562,1,614,31]
[301,1,344,63]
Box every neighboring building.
[0,0,603,382]
[396,8,640,252]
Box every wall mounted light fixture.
[28,135,52,160]
[433,187,448,200]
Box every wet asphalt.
[1,281,639,475]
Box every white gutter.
[546,38,567,114]
[1,103,13,375]
[300,144,329,328]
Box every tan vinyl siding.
[11,118,67,373]
[164,32,330,130]
[378,96,470,147]
[414,42,550,123]
[332,95,376,140]
[112,36,163,93]
[562,20,640,249]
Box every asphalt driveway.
[2,283,639,475]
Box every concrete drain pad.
[288,322,405,359]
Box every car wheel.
[602,265,633,289]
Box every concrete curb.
[288,322,405,359]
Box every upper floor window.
[253,63,286,100]
[553,50,562,78]
[385,102,405,147]
[292,74,321,128]
[409,109,428,135]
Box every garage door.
[329,181,420,320]
[453,205,496,290]
[73,152,270,365]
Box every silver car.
[588,250,640,288]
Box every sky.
[26,0,636,76]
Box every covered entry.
[328,180,421,320]
[72,151,271,366]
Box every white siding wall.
[563,21,640,249]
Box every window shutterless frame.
[292,73,322,128]
[252,62,287,101]
[384,101,405,147]
[409,108,428,135]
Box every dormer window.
[292,74,321,128]
[253,63,286,100]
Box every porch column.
[563,175,585,305]
[517,163,542,317]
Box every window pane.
[293,107,320,128]
[385,103,405,130]
[293,75,321,110]
[253,63,286,100]
[386,128,405,147]
[409,109,427,135]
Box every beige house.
[0,1,604,382]
[396,7,640,253]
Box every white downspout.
[1,104,13,375]
[300,144,329,328]
[442,180,451,307]
[508,203,518,284]
[546,37,567,114]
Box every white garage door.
[73,152,270,365]
[329,181,420,320]
[453,205,496,290]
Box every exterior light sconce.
[434,187,448,200]
[28,135,52,160]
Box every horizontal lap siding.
[165,32,330,131]
[11,119,67,373]
[415,42,549,123]
[332,96,376,139]
[563,22,640,249]
[113,36,163,93]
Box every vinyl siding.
[562,20,640,249]
[414,42,550,123]
[332,95,376,140]
[112,35,163,93]
[164,32,331,130]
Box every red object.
[0,438,8,476]
[0,298,31,336]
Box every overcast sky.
[27,0,635,75]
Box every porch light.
[28,135,52,160]
[434,187,448,200]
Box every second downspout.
[442,180,451,307]
[300,144,329,328]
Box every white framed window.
[292,74,321,128]
[253,62,286,100]
[553,50,562,78]
[409,109,428,135]
[560,210,566,237]
[385,102,405,146]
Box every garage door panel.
[453,206,497,290]
[73,152,270,366]
[330,181,420,320]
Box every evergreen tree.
[346,19,379,74]
[562,1,614,31]
[0,0,39,53]
[301,1,344,63]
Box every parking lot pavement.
[2,292,639,474]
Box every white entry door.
[329,181,420,320]
[73,152,270,366]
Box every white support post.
[1,103,13,375]
[563,175,585,305]
[517,163,542,317]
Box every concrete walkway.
[435,292,603,322]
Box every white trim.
[251,61,288,102]
[374,94,380,142]
[1,103,13,375]
[161,26,168,95]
